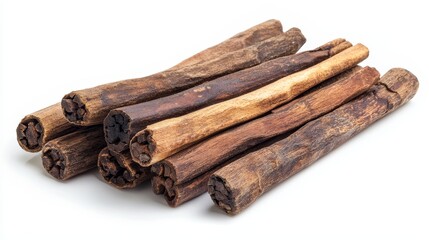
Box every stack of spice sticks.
[17,19,418,214]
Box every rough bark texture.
[16,103,79,152]
[105,39,350,152]
[98,148,151,189]
[130,44,369,166]
[208,68,419,215]
[149,136,284,207]
[170,19,283,69]
[42,127,105,180]
[157,66,378,186]
[62,28,306,126]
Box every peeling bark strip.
[170,19,283,70]
[155,66,378,186]
[130,44,369,166]
[42,127,105,180]
[105,39,350,152]
[98,148,151,189]
[208,68,419,215]
[16,103,79,152]
[62,28,306,126]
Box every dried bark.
[42,127,105,180]
[130,44,369,166]
[16,103,79,152]
[155,66,378,186]
[105,39,350,152]
[98,148,151,189]
[61,28,306,126]
[170,19,283,69]
[208,68,419,214]
[149,137,282,207]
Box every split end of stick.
[42,146,67,180]
[208,175,235,215]
[16,117,43,152]
[61,92,87,124]
[130,130,156,167]
[151,162,180,207]
[104,110,132,152]
[98,148,151,189]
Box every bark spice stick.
[105,39,351,152]
[16,103,78,152]
[150,134,290,207]
[152,66,378,188]
[62,28,306,126]
[208,68,419,215]
[42,127,105,180]
[98,148,152,189]
[170,19,283,69]
[18,20,282,152]
[130,43,369,166]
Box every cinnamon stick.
[98,147,151,189]
[149,136,283,207]
[42,127,105,180]
[208,68,419,214]
[151,160,229,207]
[130,43,369,166]
[154,66,378,187]
[105,39,350,152]
[16,103,79,152]
[61,28,306,126]
[170,19,283,69]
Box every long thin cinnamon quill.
[130,43,369,166]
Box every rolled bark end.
[208,175,235,214]
[130,130,155,166]
[16,117,44,152]
[42,147,67,180]
[381,68,419,104]
[98,148,151,189]
[104,110,132,152]
[150,176,180,207]
[61,93,87,124]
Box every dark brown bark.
[148,66,376,206]
[149,137,284,207]
[170,19,283,69]
[152,66,378,187]
[130,44,369,166]
[105,39,350,152]
[98,148,151,189]
[208,68,419,215]
[16,103,79,152]
[42,126,105,180]
[62,28,306,126]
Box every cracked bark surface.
[208,68,419,214]
[130,44,369,166]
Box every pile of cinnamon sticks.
[17,19,419,215]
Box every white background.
[1,0,428,239]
